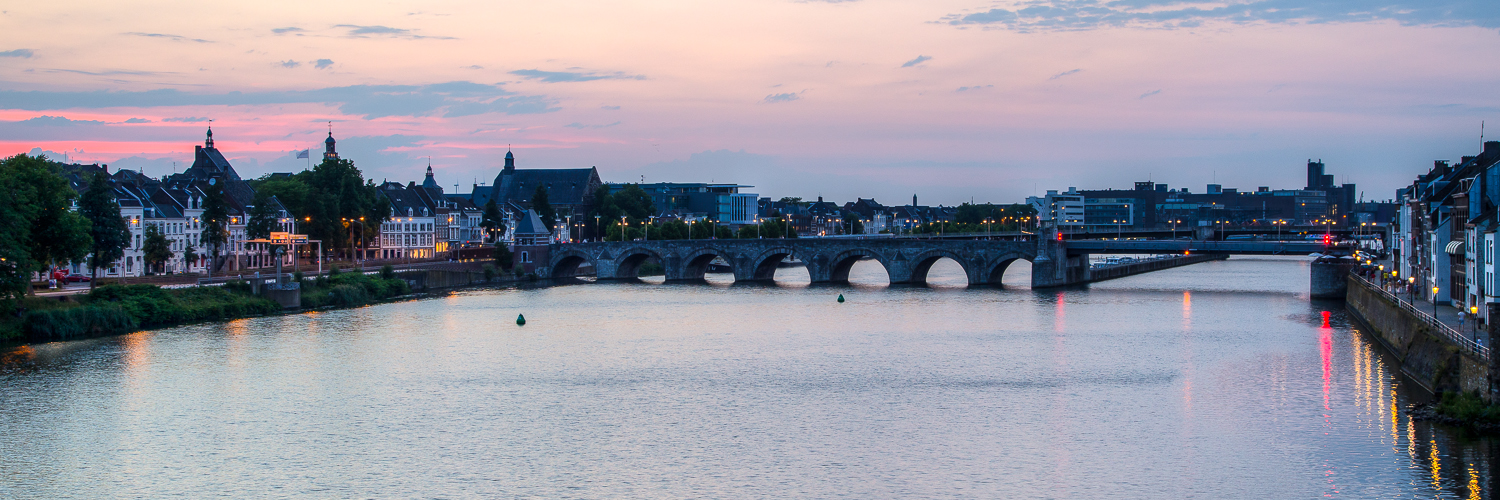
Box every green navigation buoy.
[517,314,526,326]
[837,294,845,303]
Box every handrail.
[1349,273,1489,358]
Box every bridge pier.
[1031,237,1091,288]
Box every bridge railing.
[1350,273,1488,359]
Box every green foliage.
[532,184,556,231]
[841,212,865,235]
[1436,391,1500,429]
[480,198,504,241]
[946,202,1038,230]
[249,174,310,218]
[733,218,795,239]
[80,171,131,285]
[142,224,173,274]
[328,264,342,277]
[778,197,804,206]
[592,183,655,230]
[182,242,198,271]
[24,284,280,342]
[0,155,92,281]
[483,263,497,281]
[0,296,83,341]
[198,178,229,273]
[293,270,304,282]
[298,271,411,308]
[260,159,386,256]
[380,264,396,280]
[23,305,137,342]
[494,242,514,268]
[246,191,279,240]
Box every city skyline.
[1,0,1496,204]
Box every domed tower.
[503,149,515,174]
[323,131,339,161]
[205,126,214,148]
[422,160,440,189]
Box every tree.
[305,158,386,258]
[142,224,173,274]
[480,198,505,242]
[842,211,865,235]
[182,242,198,273]
[0,155,91,292]
[199,179,229,275]
[249,174,310,217]
[79,171,130,289]
[0,191,31,304]
[493,241,513,269]
[246,192,278,240]
[532,185,556,231]
[612,184,654,220]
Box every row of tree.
[0,155,134,307]
[248,157,389,258]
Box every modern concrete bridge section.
[546,238,1057,286]
[1063,239,1335,255]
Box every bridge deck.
[1063,239,1339,255]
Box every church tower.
[323,131,339,161]
[503,149,515,174]
[205,126,214,148]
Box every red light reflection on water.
[1321,323,1333,411]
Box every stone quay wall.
[1345,275,1491,397]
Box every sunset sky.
[0,0,1496,204]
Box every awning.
[1446,240,1465,255]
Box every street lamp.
[594,215,601,242]
[1433,286,1440,318]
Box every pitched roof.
[513,209,550,236]
[481,167,601,209]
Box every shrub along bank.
[18,284,281,342]
[5,267,413,343]
[297,267,412,309]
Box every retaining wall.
[1345,275,1490,395]
[1087,253,1229,283]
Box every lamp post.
[1472,305,1481,339]
[621,215,628,241]
[594,215,601,242]
[1433,286,1440,318]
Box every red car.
[65,274,91,283]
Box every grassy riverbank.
[3,267,413,344]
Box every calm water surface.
[1,256,1493,498]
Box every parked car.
[65,273,91,283]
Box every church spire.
[205,122,214,148]
[323,122,339,161]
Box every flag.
[296,149,310,159]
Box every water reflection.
[0,256,1494,498]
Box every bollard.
[517,314,526,326]
[837,294,845,303]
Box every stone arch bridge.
[542,238,1088,287]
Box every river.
[0,256,1492,498]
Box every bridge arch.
[908,249,977,285]
[677,246,729,281]
[984,253,1030,287]
[747,246,801,282]
[611,246,665,279]
[827,248,893,283]
[549,248,597,279]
